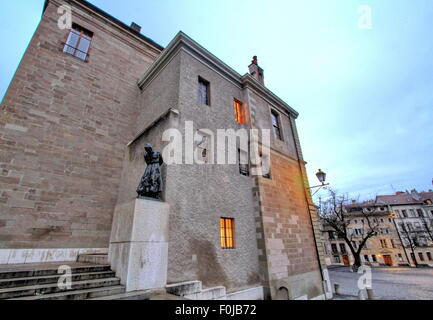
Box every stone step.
[0,270,115,289]
[77,254,108,265]
[166,280,202,296]
[185,286,226,300]
[0,277,120,299]
[88,290,152,300]
[8,285,125,300]
[0,262,111,280]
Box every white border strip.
[0,248,108,265]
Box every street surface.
[329,266,433,300]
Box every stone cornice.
[241,75,299,118]
[45,0,163,55]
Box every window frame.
[220,217,235,249]
[238,148,249,176]
[197,76,210,106]
[233,98,248,124]
[270,109,283,141]
[63,23,93,62]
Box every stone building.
[0,0,331,300]
[321,191,433,268]
[377,190,433,266]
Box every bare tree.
[318,189,381,272]
[420,215,433,243]
[398,223,419,267]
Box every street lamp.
[316,169,326,184]
[308,169,330,196]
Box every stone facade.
[0,0,161,249]
[1,0,329,299]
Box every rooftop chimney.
[248,56,264,85]
[130,22,142,34]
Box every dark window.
[331,244,338,254]
[416,209,424,217]
[270,110,283,140]
[401,210,407,218]
[198,77,210,105]
[372,255,377,262]
[238,149,249,176]
[328,231,335,240]
[234,99,248,124]
[63,23,93,61]
[220,217,235,249]
[427,252,432,261]
[418,252,424,261]
[339,243,346,254]
[259,152,271,179]
[364,255,369,261]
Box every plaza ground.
[329,266,433,300]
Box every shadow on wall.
[192,239,229,289]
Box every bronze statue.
[136,144,163,200]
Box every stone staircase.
[0,262,125,300]
[0,258,185,300]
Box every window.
[418,252,424,261]
[416,209,424,217]
[339,243,346,254]
[401,210,407,218]
[328,231,335,240]
[380,239,388,248]
[198,77,210,105]
[234,99,248,124]
[270,110,283,140]
[63,23,93,61]
[427,252,432,261]
[364,255,369,262]
[238,149,249,176]
[372,255,377,262]
[409,209,415,217]
[220,218,235,249]
[259,152,271,179]
[334,255,341,263]
[391,239,396,248]
[331,244,338,254]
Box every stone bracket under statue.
[108,198,169,292]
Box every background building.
[321,190,433,268]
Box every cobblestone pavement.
[329,266,433,300]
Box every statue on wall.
[136,143,164,200]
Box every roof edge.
[44,0,164,52]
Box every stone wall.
[165,50,262,292]
[256,150,323,299]
[0,0,161,249]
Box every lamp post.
[308,169,330,196]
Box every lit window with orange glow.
[234,99,248,124]
[220,217,235,249]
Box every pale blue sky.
[1,0,432,200]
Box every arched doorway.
[276,286,289,300]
